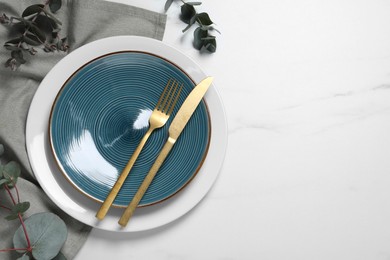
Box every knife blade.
[118,76,213,227]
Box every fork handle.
[118,137,175,227]
[96,127,155,220]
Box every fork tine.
[162,80,179,114]
[155,79,172,110]
[160,80,177,113]
[166,83,183,116]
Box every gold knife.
[118,76,213,227]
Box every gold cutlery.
[96,79,183,220]
[118,76,213,227]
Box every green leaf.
[182,14,198,32]
[49,0,62,13]
[204,38,217,53]
[180,3,196,24]
[3,161,21,185]
[0,178,9,186]
[4,45,21,51]
[0,144,4,156]
[5,214,19,221]
[41,9,62,25]
[35,14,58,33]
[187,2,202,5]
[5,202,30,220]
[22,34,41,46]
[11,50,26,64]
[196,12,213,26]
[4,38,22,51]
[13,202,30,214]
[164,0,174,11]
[13,213,68,260]
[29,25,46,43]
[22,4,44,18]
[10,16,34,26]
[5,38,22,45]
[193,26,208,50]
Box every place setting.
[25,35,228,232]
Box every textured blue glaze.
[50,52,210,207]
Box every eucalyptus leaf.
[13,212,68,260]
[187,2,202,6]
[22,34,41,46]
[201,36,216,41]
[22,4,44,18]
[193,26,208,50]
[207,26,221,34]
[5,38,22,45]
[49,0,62,13]
[11,50,26,64]
[12,202,30,215]
[5,213,19,221]
[164,0,174,12]
[196,12,213,26]
[10,16,34,26]
[41,9,62,25]
[180,3,196,24]
[35,14,58,33]
[29,25,46,43]
[204,39,216,53]
[4,45,21,51]
[5,202,30,221]
[0,165,3,178]
[0,179,9,186]
[3,161,21,185]
[182,14,198,32]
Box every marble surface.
[75,1,390,259]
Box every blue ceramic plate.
[49,51,210,207]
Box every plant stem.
[4,185,32,251]
[0,247,29,252]
[0,204,11,211]
[4,185,16,205]
[18,213,32,251]
[17,2,49,48]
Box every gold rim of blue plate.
[49,51,211,208]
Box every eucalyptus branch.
[4,185,32,251]
[164,0,219,53]
[0,0,67,70]
[0,144,68,259]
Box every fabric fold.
[0,0,166,259]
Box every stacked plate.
[26,36,227,232]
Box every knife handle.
[118,137,175,227]
[96,127,154,220]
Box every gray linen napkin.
[0,0,166,259]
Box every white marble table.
[76,1,390,259]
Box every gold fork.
[96,79,183,220]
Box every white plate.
[26,36,227,232]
